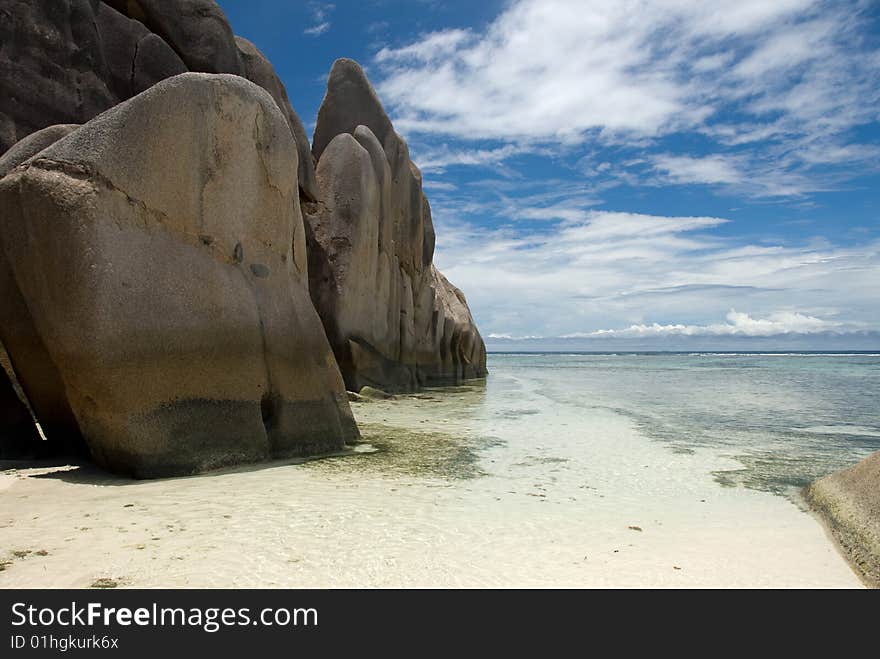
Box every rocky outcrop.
[103,0,245,76]
[0,0,317,200]
[305,59,487,392]
[0,4,486,476]
[0,73,358,477]
[0,0,186,153]
[807,452,880,587]
[430,268,488,383]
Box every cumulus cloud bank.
[575,310,851,338]
[429,208,880,340]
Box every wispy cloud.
[304,2,335,37]
[487,333,545,340]
[376,29,471,63]
[304,22,330,36]
[651,155,744,186]
[374,0,880,196]
[421,180,458,192]
[430,206,880,339]
[647,153,818,197]
[413,143,533,173]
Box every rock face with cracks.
[0,0,186,153]
[305,59,487,393]
[234,37,319,202]
[0,73,358,477]
[0,0,318,200]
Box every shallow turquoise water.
[486,352,880,496]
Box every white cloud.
[421,180,458,191]
[487,333,544,340]
[376,29,471,63]
[414,144,531,173]
[304,2,334,37]
[651,155,744,186]
[430,206,880,339]
[647,153,822,197]
[577,309,851,338]
[374,0,820,141]
[304,22,330,36]
[374,0,880,194]
[423,178,610,229]
[518,203,592,223]
[363,1,880,341]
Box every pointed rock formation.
[312,59,397,163]
[306,59,487,392]
[0,73,358,476]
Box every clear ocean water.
[486,352,880,497]
[4,351,873,587]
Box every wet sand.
[0,382,862,588]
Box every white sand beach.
[0,360,863,588]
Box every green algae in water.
[301,423,503,481]
[711,447,877,500]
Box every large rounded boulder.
[0,73,358,477]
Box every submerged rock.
[0,73,358,477]
[306,59,487,392]
[807,451,880,587]
[358,386,394,401]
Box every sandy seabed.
[0,382,863,588]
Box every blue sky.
[220,1,880,348]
